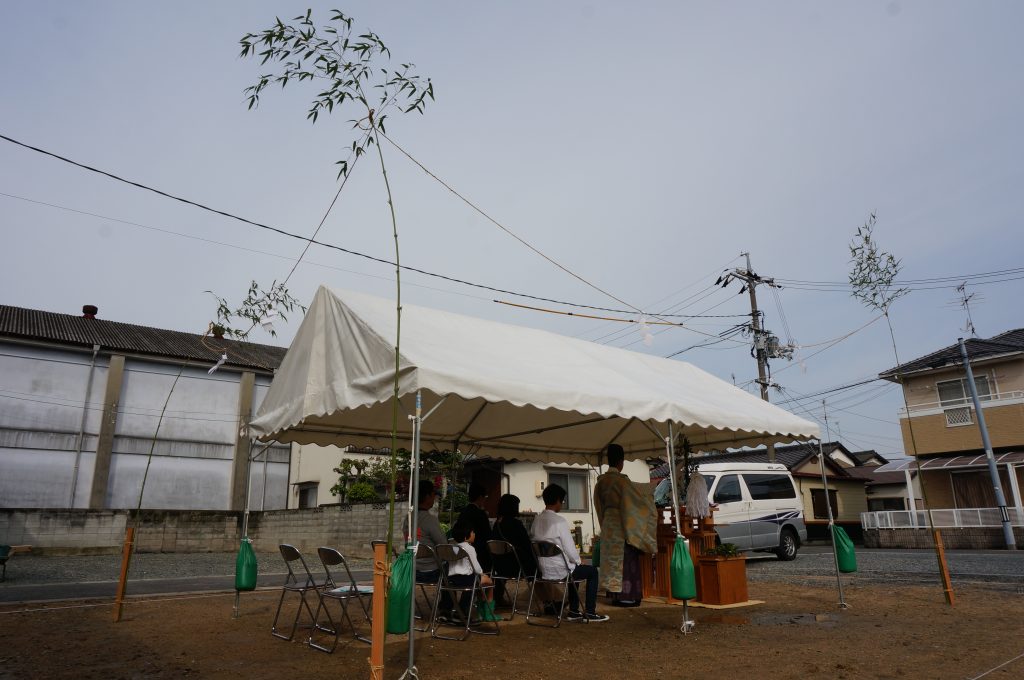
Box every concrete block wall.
[0,509,128,553]
[0,503,409,558]
[248,502,408,559]
[864,526,1024,549]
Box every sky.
[3,1,1023,460]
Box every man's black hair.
[418,479,435,499]
[606,443,625,468]
[467,481,487,502]
[542,483,567,506]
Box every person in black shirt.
[455,482,492,572]
[492,493,537,606]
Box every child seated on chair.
[449,521,500,622]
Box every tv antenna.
[955,282,977,337]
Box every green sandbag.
[591,538,601,568]
[234,537,257,591]
[832,525,857,573]
[386,547,414,634]
[670,536,697,600]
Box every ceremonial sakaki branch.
[248,286,819,675]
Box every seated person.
[529,484,609,622]
[455,481,493,572]
[448,521,500,622]
[402,479,445,581]
[492,493,537,605]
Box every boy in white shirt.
[448,522,500,622]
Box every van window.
[743,473,796,500]
[652,475,717,506]
[713,475,743,504]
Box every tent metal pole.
[665,423,683,536]
[817,410,848,609]
[401,393,450,679]
[664,422,693,633]
[404,390,423,679]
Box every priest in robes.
[593,443,657,607]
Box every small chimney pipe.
[82,305,98,319]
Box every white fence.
[898,389,1024,419]
[862,507,1024,530]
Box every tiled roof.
[850,450,889,466]
[844,466,913,485]
[650,441,851,477]
[880,328,1024,379]
[0,305,287,372]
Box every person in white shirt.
[448,522,500,622]
[529,483,609,622]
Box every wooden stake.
[113,526,135,622]
[369,541,387,680]
[933,529,956,606]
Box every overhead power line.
[0,133,650,316]
[378,129,641,313]
[777,266,1024,293]
[0,191,494,303]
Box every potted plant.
[697,543,748,605]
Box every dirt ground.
[1,580,1021,680]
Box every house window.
[811,488,838,519]
[868,497,906,512]
[936,376,991,407]
[297,483,318,509]
[547,471,589,512]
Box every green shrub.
[346,482,378,503]
[705,543,740,558]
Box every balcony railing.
[897,390,1024,420]
[862,507,1024,530]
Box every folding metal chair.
[308,547,373,652]
[487,539,525,620]
[271,544,324,641]
[430,544,499,641]
[525,540,588,628]
[413,543,441,632]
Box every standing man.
[593,444,657,607]
[530,483,609,622]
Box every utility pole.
[958,339,1016,550]
[717,252,789,462]
[743,253,771,404]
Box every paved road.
[2,546,1021,604]
[0,552,373,604]
[747,545,1024,591]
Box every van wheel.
[775,528,798,561]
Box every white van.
[653,462,807,560]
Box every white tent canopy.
[248,286,819,463]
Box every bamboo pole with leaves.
[112,281,303,622]
[848,213,955,605]
[239,9,433,562]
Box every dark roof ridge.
[0,304,287,371]
[880,327,1024,378]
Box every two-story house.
[868,329,1024,548]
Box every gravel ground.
[4,546,1022,591]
